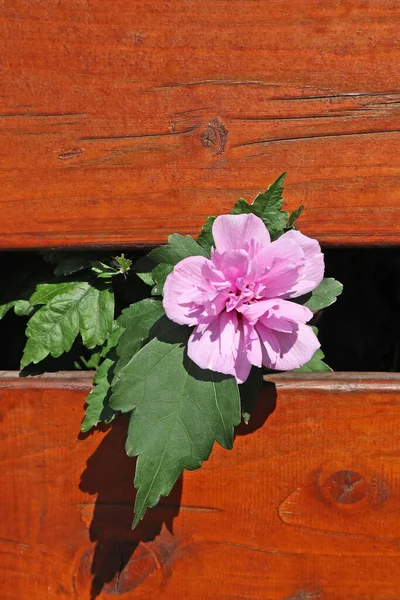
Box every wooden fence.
[1,1,400,598]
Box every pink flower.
[163,214,324,383]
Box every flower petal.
[256,237,304,298]
[259,298,313,328]
[278,230,324,298]
[255,323,279,366]
[187,312,252,383]
[234,340,253,383]
[239,298,312,326]
[243,317,262,368]
[163,255,213,326]
[211,248,248,283]
[188,312,237,376]
[257,322,320,371]
[212,213,270,254]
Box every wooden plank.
[1,372,400,599]
[1,1,400,249]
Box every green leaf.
[231,199,252,216]
[75,351,102,370]
[30,281,83,306]
[287,205,304,229]
[135,238,205,295]
[110,318,240,527]
[136,271,154,286]
[0,302,16,320]
[295,278,343,312]
[133,255,157,286]
[151,264,174,296]
[21,281,114,368]
[14,299,34,316]
[231,173,289,239]
[0,275,36,320]
[54,256,94,276]
[91,262,118,279]
[115,298,166,372]
[81,357,117,432]
[137,235,207,296]
[40,251,109,276]
[293,348,332,372]
[100,322,125,358]
[81,300,162,432]
[197,216,216,255]
[148,234,208,266]
[80,320,125,430]
[252,173,288,238]
[0,298,34,320]
[256,172,286,210]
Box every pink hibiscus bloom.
[163,213,324,383]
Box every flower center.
[225,278,262,312]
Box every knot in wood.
[323,470,367,504]
[200,118,228,155]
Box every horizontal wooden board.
[1,372,400,599]
[1,1,400,248]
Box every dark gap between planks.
[0,248,398,372]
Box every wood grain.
[1,1,400,248]
[1,372,400,599]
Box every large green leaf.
[253,172,286,212]
[115,298,166,372]
[81,357,117,432]
[150,264,174,296]
[100,322,125,358]
[232,173,289,239]
[295,278,343,312]
[197,216,216,256]
[148,233,207,265]
[110,318,241,527]
[30,281,83,306]
[287,205,304,229]
[133,255,157,286]
[80,321,125,431]
[135,236,206,296]
[81,299,165,432]
[21,281,114,368]
[231,198,252,216]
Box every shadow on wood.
[236,381,277,436]
[79,418,182,598]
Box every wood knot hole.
[200,118,228,155]
[323,470,367,504]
